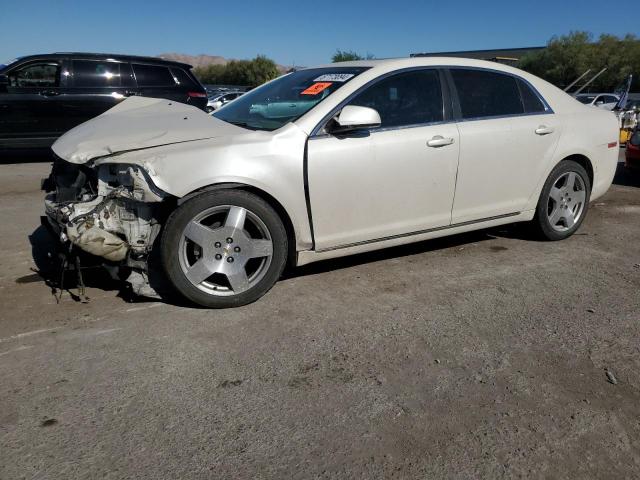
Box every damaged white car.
[43,57,619,308]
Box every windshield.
[576,96,596,104]
[213,67,368,131]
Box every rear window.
[451,69,524,119]
[170,67,198,88]
[132,64,176,87]
[72,60,123,87]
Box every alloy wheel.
[546,171,587,232]
[177,205,274,296]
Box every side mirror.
[331,105,381,133]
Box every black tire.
[161,189,288,308]
[531,160,591,241]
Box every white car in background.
[205,91,244,113]
[575,93,620,110]
[45,57,619,308]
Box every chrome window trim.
[309,118,453,140]
[455,110,554,123]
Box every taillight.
[188,91,207,98]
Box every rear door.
[59,59,134,132]
[448,68,559,223]
[0,59,64,144]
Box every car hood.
[52,96,244,164]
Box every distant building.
[410,47,545,66]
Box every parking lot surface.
[1,152,639,479]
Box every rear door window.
[8,62,60,88]
[170,67,197,88]
[450,69,524,119]
[132,64,176,87]
[72,60,122,87]
[348,69,444,128]
[517,78,547,113]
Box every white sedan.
[45,57,619,308]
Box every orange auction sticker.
[301,82,332,95]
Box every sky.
[0,0,637,67]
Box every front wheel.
[161,189,288,308]
[531,160,591,241]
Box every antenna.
[573,68,608,95]
[563,69,591,92]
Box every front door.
[0,60,64,143]
[307,69,460,251]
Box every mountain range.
[157,53,291,73]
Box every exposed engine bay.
[42,157,171,299]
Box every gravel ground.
[0,150,639,479]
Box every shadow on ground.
[26,220,526,306]
[288,225,529,279]
[24,225,126,302]
[0,148,53,164]
[613,160,640,188]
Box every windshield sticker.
[313,73,355,82]
[301,82,333,95]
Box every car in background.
[206,91,244,113]
[625,128,640,169]
[575,93,620,110]
[0,53,207,149]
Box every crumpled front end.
[43,157,172,298]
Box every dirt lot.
[1,151,639,479]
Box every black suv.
[0,53,208,149]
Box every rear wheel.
[531,160,591,240]
[161,190,287,308]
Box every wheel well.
[177,183,298,268]
[562,154,594,188]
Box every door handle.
[535,125,554,135]
[39,90,59,97]
[427,135,455,148]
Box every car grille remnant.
[43,158,170,300]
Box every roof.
[308,56,530,76]
[410,46,545,60]
[6,52,193,68]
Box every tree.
[519,31,640,92]
[193,55,279,86]
[332,49,375,63]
